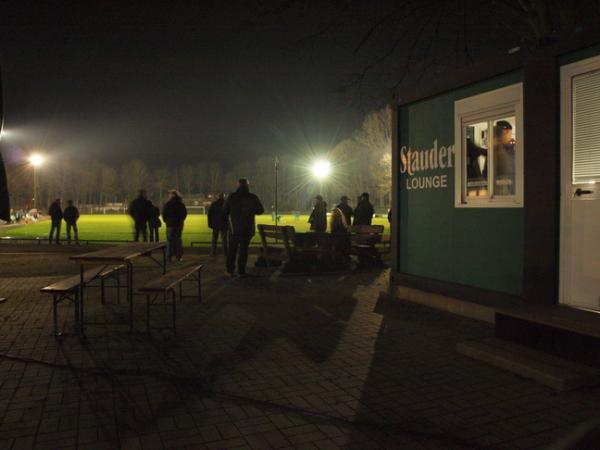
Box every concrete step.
[457,337,600,391]
[497,305,600,339]
[496,306,600,368]
[394,285,499,323]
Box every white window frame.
[454,83,524,208]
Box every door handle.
[575,188,593,196]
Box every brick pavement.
[0,247,599,449]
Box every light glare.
[29,153,45,167]
[311,159,331,180]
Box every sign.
[400,139,455,191]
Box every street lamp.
[274,155,279,226]
[28,153,45,210]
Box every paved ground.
[0,246,599,449]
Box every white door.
[560,56,600,311]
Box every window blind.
[573,69,600,184]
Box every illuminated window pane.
[465,122,488,197]
[493,117,516,196]
[573,70,600,184]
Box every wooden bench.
[40,265,122,337]
[257,224,296,267]
[258,225,350,273]
[98,264,125,304]
[138,264,203,334]
[41,268,103,337]
[350,225,384,265]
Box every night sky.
[0,3,377,167]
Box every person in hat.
[494,119,516,195]
[308,195,327,232]
[336,195,353,227]
[353,192,374,226]
[162,190,187,262]
[223,178,264,277]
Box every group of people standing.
[47,198,80,245]
[44,181,378,276]
[130,179,264,276]
[128,189,187,262]
[128,190,163,243]
[207,178,264,277]
[308,192,375,234]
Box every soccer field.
[0,214,390,246]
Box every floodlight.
[29,153,45,167]
[311,159,331,180]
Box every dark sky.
[0,2,377,167]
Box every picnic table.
[70,242,167,334]
[258,225,351,272]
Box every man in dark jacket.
[128,190,151,242]
[223,179,264,276]
[208,192,228,257]
[48,198,63,244]
[353,192,374,226]
[336,196,353,227]
[308,195,327,232]
[63,200,80,245]
[162,190,187,262]
[148,203,161,242]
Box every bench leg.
[100,277,105,304]
[179,282,183,304]
[116,268,121,304]
[53,294,59,338]
[74,290,79,332]
[80,265,85,337]
[197,271,202,303]
[146,295,150,333]
[172,289,176,336]
[127,263,133,333]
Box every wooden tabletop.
[70,242,166,263]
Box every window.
[454,83,524,207]
[572,69,600,184]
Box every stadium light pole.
[274,155,279,227]
[28,153,45,210]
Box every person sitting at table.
[330,207,350,234]
[162,190,187,262]
[336,195,353,226]
[330,206,351,264]
[308,195,327,232]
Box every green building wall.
[398,71,524,295]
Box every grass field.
[0,214,390,246]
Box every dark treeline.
[5,106,391,213]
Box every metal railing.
[0,237,209,247]
[0,236,135,246]
[1,236,390,251]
